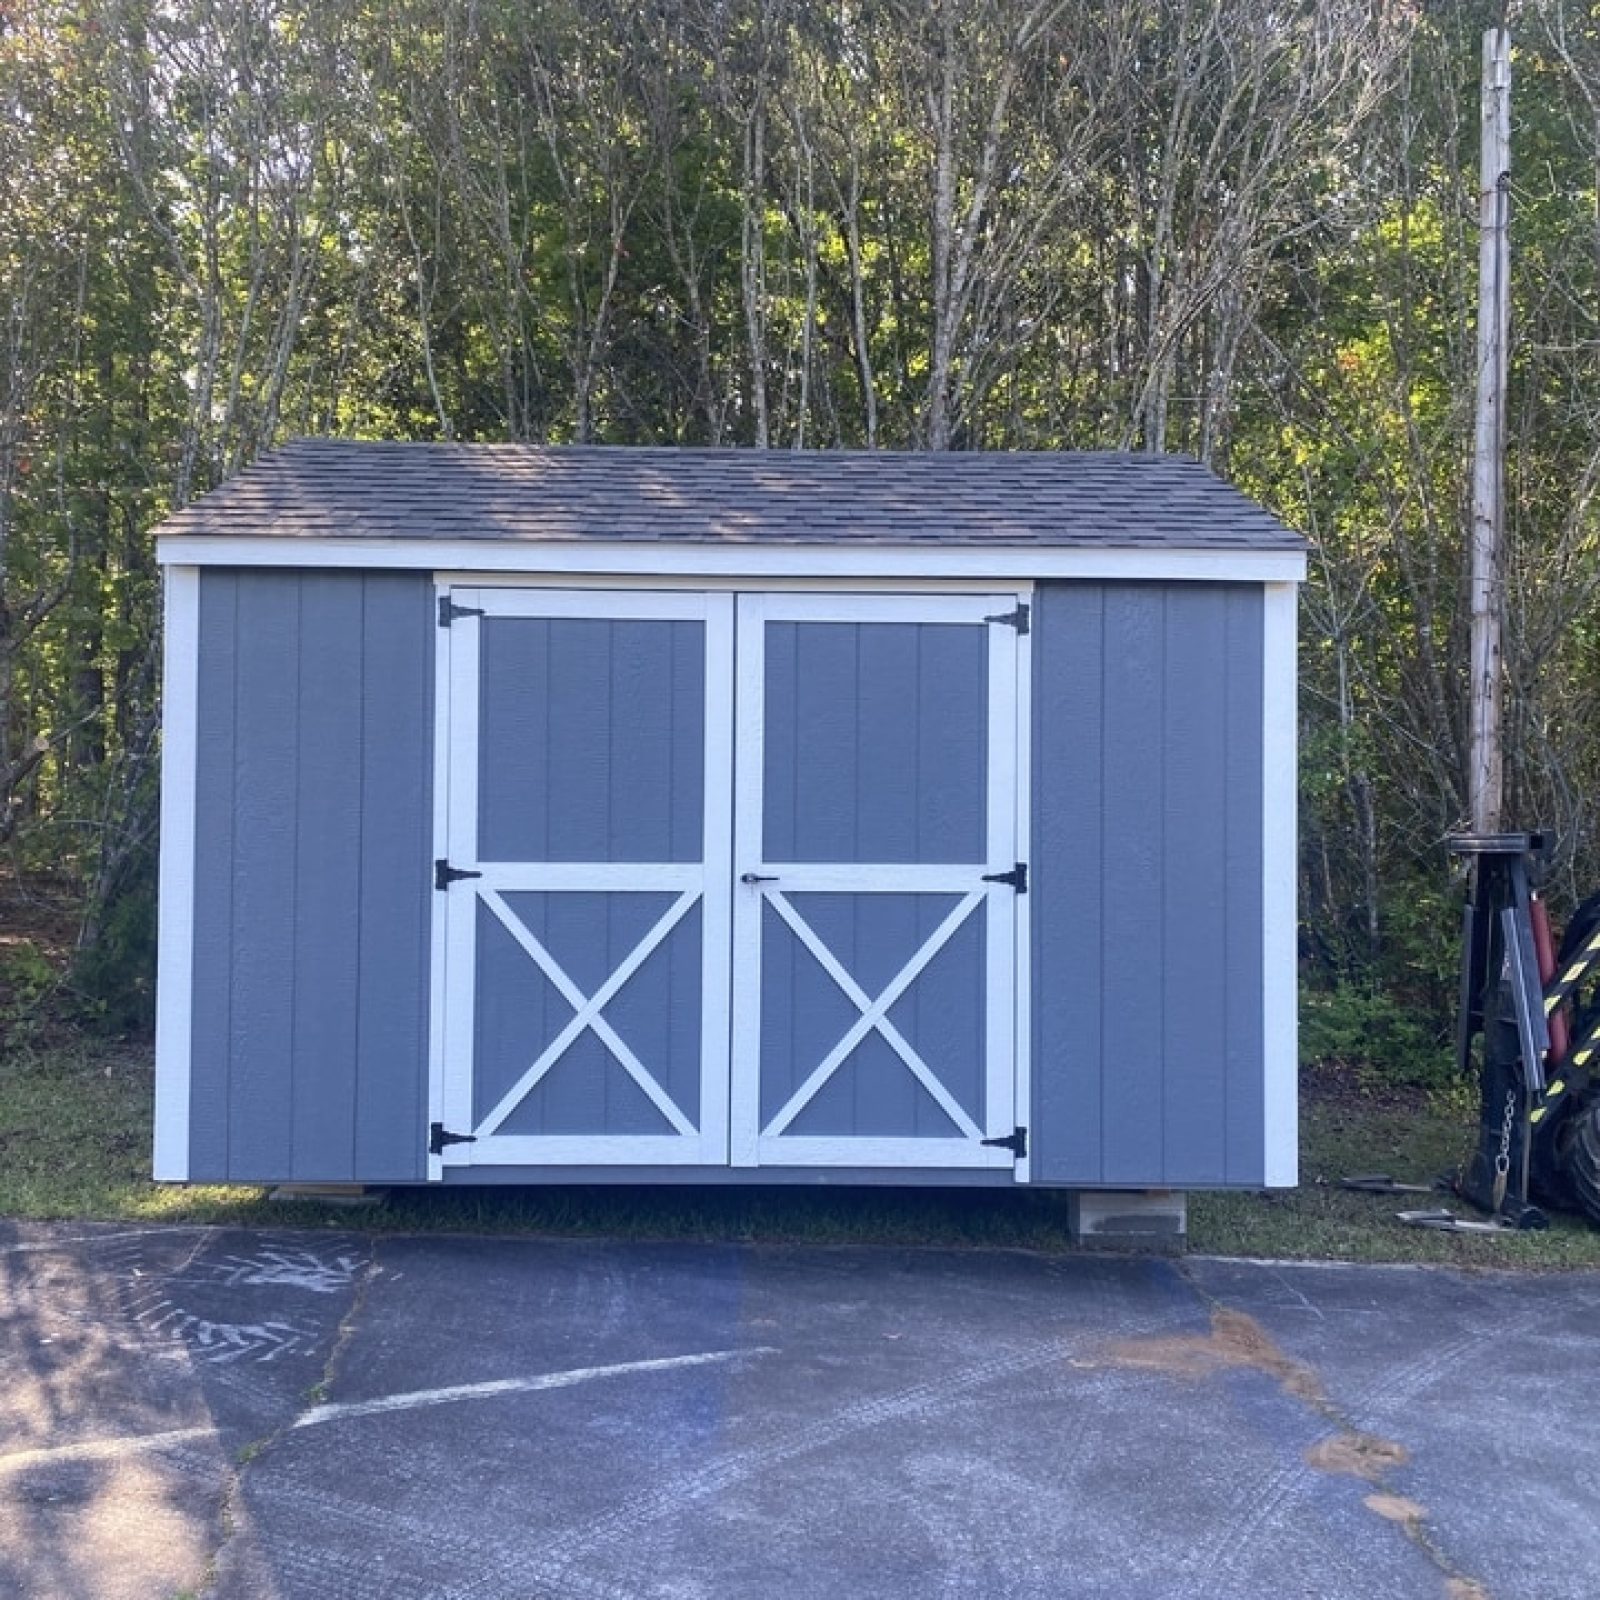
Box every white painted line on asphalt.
[0,1425,216,1475]
[0,1348,778,1477]
[293,1347,780,1430]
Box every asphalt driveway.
[3,1219,1598,1600]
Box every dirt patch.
[1307,1430,1410,1480]
[0,872,80,958]
[1105,1310,1412,1489]
[1302,1057,1435,1119]
[1089,1299,1498,1596]
[1363,1492,1426,1528]
[1098,1306,1327,1405]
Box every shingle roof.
[155,439,1304,550]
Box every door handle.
[740,873,779,884]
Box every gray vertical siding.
[189,570,433,1182]
[763,621,986,863]
[1031,581,1266,1187]
[182,568,1270,1187]
[477,617,705,864]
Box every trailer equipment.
[1449,832,1600,1228]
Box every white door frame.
[431,587,734,1169]
[729,591,1024,1169]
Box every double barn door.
[431,587,1026,1174]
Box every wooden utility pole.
[1469,27,1511,835]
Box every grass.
[4,1024,1600,1267]
[1191,1074,1600,1269]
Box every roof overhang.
[156,534,1306,584]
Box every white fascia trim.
[157,535,1306,585]
[1261,581,1299,1186]
[153,567,201,1181]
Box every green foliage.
[1300,872,1463,1091]
[1,2,1600,1044]
[67,858,156,1037]
[0,940,57,1022]
[1301,982,1454,1091]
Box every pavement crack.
[194,1240,381,1600]
[304,1238,381,1411]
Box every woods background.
[4,0,1600,1073]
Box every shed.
[152,442,1303,1215]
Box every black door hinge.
[982,862,1028,893]
[435,859,484,890]
[438,596,486,627]
[984,603,1030,634]
[982,1126,1028,1158]
[429,1121,477,1155]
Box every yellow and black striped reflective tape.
[1531,1079,1567,1124]
[1544,924,1600,1014]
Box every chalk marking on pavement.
[1270,1269,1327,1320]
[0,1228,209,1256]
[292,1347,779,1429]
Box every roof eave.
[156,532,1306,583]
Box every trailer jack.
[1447,832,1600,1229]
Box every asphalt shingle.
[155,440,1304,551]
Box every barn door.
[730,594,1023,1169]
[433,589,733,1169]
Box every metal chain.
[1491,1087,1517,1210]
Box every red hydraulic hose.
[1531,893,1571,1061]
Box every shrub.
[1300,980,1454,1090]
[69,863,157,1037]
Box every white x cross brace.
[473,888,699,1139]
[760,890,986,1140]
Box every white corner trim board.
[153,566,201,1181]
[1012,606,1034,1185]
[426,582,454,1181]
[1261,580,1299,1186]
[156,534,1306,587]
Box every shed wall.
[177,567,1274,1189]
[188,569,434,1181]
[1030,580,1266,1186]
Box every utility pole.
[1469,26,1511,836]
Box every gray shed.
[152,442,1303,1211]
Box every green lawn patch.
[4,1029,1600,1264]
[1190,1076,1600,1268]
